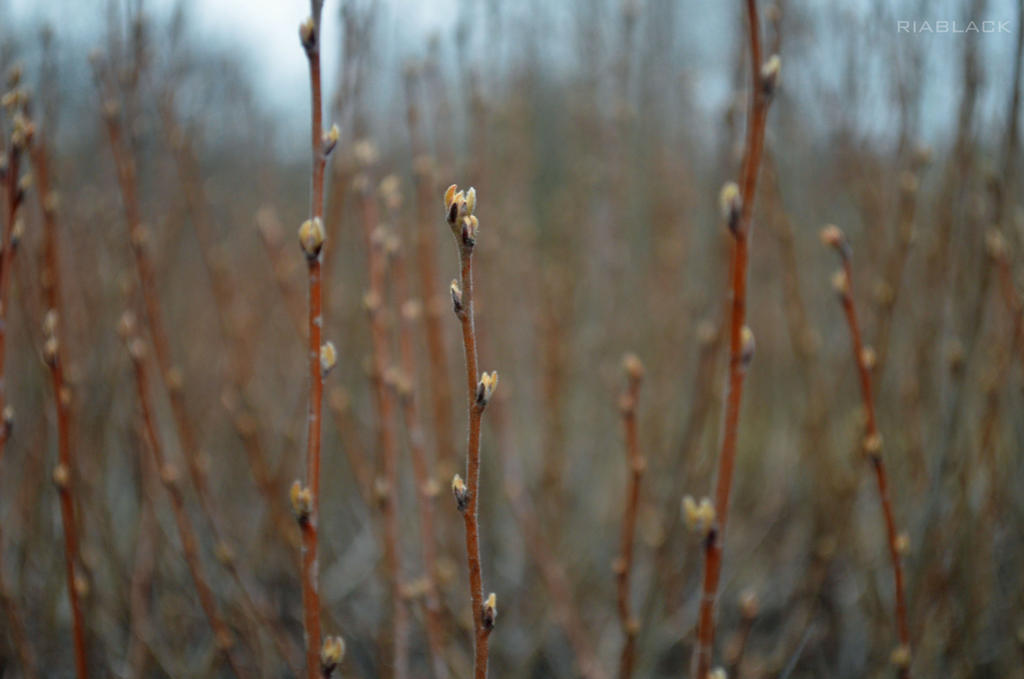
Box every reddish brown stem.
[393,244,448,679]
[300,3,329,676]
[694,2,772,676]
[616,362,644,679]
[356,184,409,679]
[128,338,244,676]
[835,256,911,679]
[30,130,89,679]
[451,221,492,679]
[405,79,456,481]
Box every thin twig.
[615,354,644,679]
[823,226,911,678]
[445,185,497,679]
[123,325,245,676]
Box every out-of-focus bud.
[831,268,850,297]
[323,124,340,156]
[320,341,338,376]
[761,54,781,96]
[739,589,759,619]
[895,531,910,555]
[986,229,1006,260]
[860,346,877,371]
[622,353,644,381]
[708,668,728,679]
[740,326,755,367]
[890,644,911,669]
[290,480,313,521]
[299,17,316,50]
[719,182,742,234]
[53,463,70,489]
[862,432,883,457]
[683,495,716,534]
[298,217,326,259]
[320,635,346,674]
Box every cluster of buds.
[682,495,716,534]
[320,635,346,675]
[475,371,499,408]
[482,592,498,631]
[444,184,479,247]
[320,341,337,377]
[290,480,313,522]
[760,54,781,97]
[298,217,326,259]
[451,473,469,511]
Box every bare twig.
[822,225,911,678]
[445,185,497,679]
[615,354,644,679]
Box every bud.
[859,346,877,371]
[683,495,716,533]
[299,17,316,50]
[465,186,477,215]
[622,353,644,381]
[890,644,911,668]
[986,230,1006,260]
[118,311,137,340]
[740,326,755,366]
[761,54,781,95]
[298,217,326,259]
[709,668,727,679]
[323,124,340,156]
[460,214,479,246]
[739,589,759,619]
[831,268,849,297]
[895,531,910,555]
[53,463,70,489]
[862,432,883,457]
[43,336,59,365]
[719,182,742,234]
[43,309,58,337]
[290,480,313,521]
[452,474,469,511]
[2,405,13,431]
[160,463,180,486]
[320,341,338,376]
[475,371,499,407]
[444,184,470,226]
[215,541,235,565]
[320,635,346,674]
[482,592,497,630]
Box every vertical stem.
[393,246,448,679]
[128,338,244,676]
[616,360,644,679]
[694,1,771,676]
[836,257,911,678]
[301,3,328,677]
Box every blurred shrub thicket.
[0,0,1023,677]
